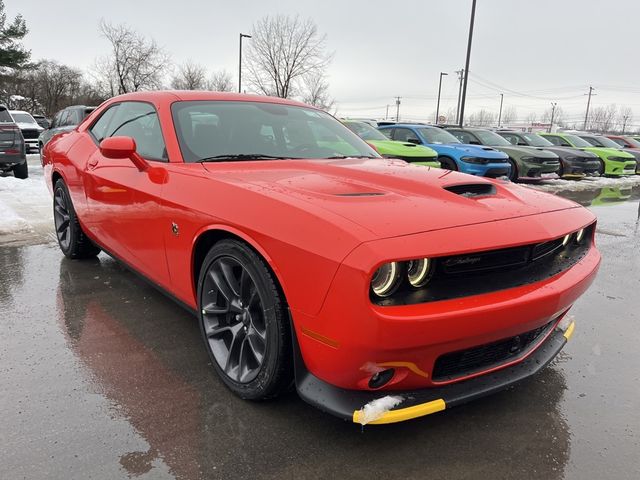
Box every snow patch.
[355,395,403,425]
[558,315,575,332]
[0,201,30,235]
[523,175,640,193]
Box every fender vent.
[444,183,496,198]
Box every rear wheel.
[53,179,101,259]
[13,161,28,179]
[198,240,293,400]
[438,156,458,171]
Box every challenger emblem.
[171,222,179,236]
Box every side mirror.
[100,136,148,171]
[407,138,421,145]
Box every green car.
[342,120,440,167]
[540,133,636,176]
[591,187,632,206]
[444,127,560,181]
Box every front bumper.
[604,159,637,176]
[562,158,601,177]
[459,161,510,178]
[520,160,560,179]
[296,321,574,424]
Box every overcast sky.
[7,0,640,126]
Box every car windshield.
[582,135,622,149]
[562,134,592,148]
[344,121,388,141]
[473,130,512,146]
[11,112,37,124]
[623,136,640,148]
[418,127,461,144]
[521,133,554,147]
[172,101,379,162]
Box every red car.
[43,91,600,425]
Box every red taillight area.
[4,149,20,155]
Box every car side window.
[501,133,518,145]
[100,102,167,161]
[90,105,120,143]
[59,110,72,127]
[610,138,625,147]
[450,130,476,144]
[394,128,420,143]
[51,111,63,128]
[380,128,393,139]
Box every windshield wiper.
[197,154,290,162]
[325,155,377,159]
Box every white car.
[9,110,44,153]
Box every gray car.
[0,105,27,179]
[39,105,96,148]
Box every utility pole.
[458,0,477,127]
[548,102,557,133]
[385,105,389,120]
[238,33,252,93]
[455,69,464,124]
[395,97,401,122]
[583,86,595,130]
[497,93,504,128]
[622,115,629,134]
[435,72,448,124]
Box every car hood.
[490,145,558,158]
[541,146,598,159]
[581,147,635,158]
[203,158,579,238]
[368,140,437,158]
[429,143,508,159]
[15,122,43,131]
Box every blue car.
[378,124,511,178]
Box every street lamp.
[238,33,252,93]
[549,102,557,133]
[435,72,448,124]
[497,93,503,127]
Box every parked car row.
[343,119,640,181]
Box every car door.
[83,101,171,288]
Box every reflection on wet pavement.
[1,188,639,479]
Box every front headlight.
[519,156,535,162]
[562,234,572,246]
[407,258,434,287]
[460,156,489,164]
[607,156,627,162]
[575,228,585,244]
[371,262,401,297]
[563,156,577,162]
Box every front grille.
[484,167,510,178]
[432,320,554,381]
[21,129,39,139]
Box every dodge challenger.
[43,91,600,425]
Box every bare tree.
[468,109,495,127]
[244,15,332,98]
[525,112,538,124]
[541,105,563,126]
[501,106,517,125]
[171,61,207,90]
[589,104,617,132]
[95,20,170,95]
[617,106,633,133]
[208,70,234,92]
[301,72,333,111]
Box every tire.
[508,159,519,182]
[596,159,605,176]
[13,161,28,179]
[438,156,458,171]
[53,179,101,259]
[198,239,293,400]
[557,162,564,178]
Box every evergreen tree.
[0,0,30,70]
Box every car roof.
[106,90,311,109]
[9,110,31,114]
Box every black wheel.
[13,161,28,179]
[438,156,458,171]
[53,179,101,259]
[557,162,564,178]
[198,240,292,400]
[508,159,519,182]
[596,159,605,176]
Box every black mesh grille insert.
[432,320,555,381]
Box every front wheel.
[596,159,605,176]
[53,179,101,259]
[508,159,519,182]
[198,240,292,400]
[438,156,458,171]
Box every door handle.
[87,158,98,169]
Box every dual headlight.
[371,258,434,298]
[606,156,628,162]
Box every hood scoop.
[333,192,385,197]
[444,183,496,198]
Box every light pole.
[435,72,448,124]
[548,102,557,133]
[458,0,477,127]
[497,93,504,127]
[238,33,252,93]
[395,97,401,122]
[455,69,464,124]
[583,86,595,130]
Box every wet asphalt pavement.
[1,185,639,480]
